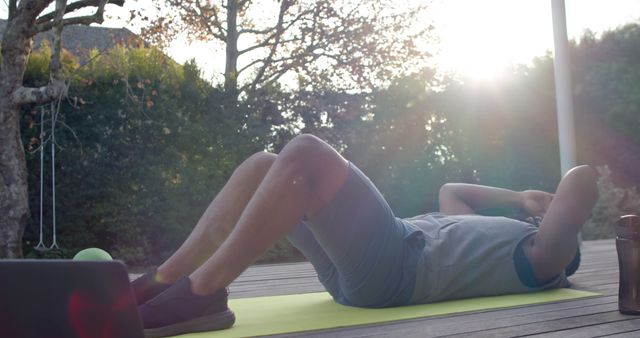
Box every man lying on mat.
[133,134,598,338]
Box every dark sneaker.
[138,276,235,338]
[131,268,172,305]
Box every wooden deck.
[227,239,640,337]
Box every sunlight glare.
[432,0,551,81]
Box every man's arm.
[438,183,553,216]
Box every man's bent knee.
[563,165,598,195]
[278,134,349,215]
[240,151,277,177]
[280,134,325,158]
[277,134,338,171]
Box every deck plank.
[526,318,640,338]
[223,239,640,337]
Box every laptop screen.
[0,260,143,338]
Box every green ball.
[73,248,113,261]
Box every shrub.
[583,165,640,240]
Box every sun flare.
[432,0,552,81]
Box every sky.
[2,0,640,82]
[429,0,640,80]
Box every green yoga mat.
[176,289,598,337]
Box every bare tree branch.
[257,63,293,89]
[238,7,309,44]
[248,0,290,92]
[237,40,269,56]
[17,0,54,21]
[238,27,271,35]
[12,82,68,106]
[161,0,226,42]
[238,8,310,36]
[203,19,226,41]
[262,53,311,66]
[149,0,430,96]
[32,0,112,34]
[238,36,303,56]
[237,58,265,75]
[49,0,68,84]
[36,0,124,24]
[8,0,17,19]
[194,0,226,38]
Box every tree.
[0,0,123,258]
[583,166,640,240]
[142,0,430,102]
[572,24,640,187]
[19,46,275,264]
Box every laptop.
[0,260,144,338]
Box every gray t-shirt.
[402,213,569,304]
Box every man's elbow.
[438,183,477,215]
[439,183,460,199]
[439,183,460,211]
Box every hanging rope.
[50,101,60,251]
[35,106,47,252]
[34,102,61,252]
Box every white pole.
[551,0,582,245]
[550,0,577,175]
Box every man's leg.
[286,222,341,297]
[522,165,599,282]
[299,164,422,307]
[188,134,350,295]
[139,134,350,335]
[156,152,277,283]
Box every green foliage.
[583,166,640,240]
[345,71,463,216]
[23,42,79,87]
[21,46,259,265]
[573,24,640,188]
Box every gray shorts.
[287,163,424,307]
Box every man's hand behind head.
[520,190,554,218]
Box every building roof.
[0,19,146,61]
